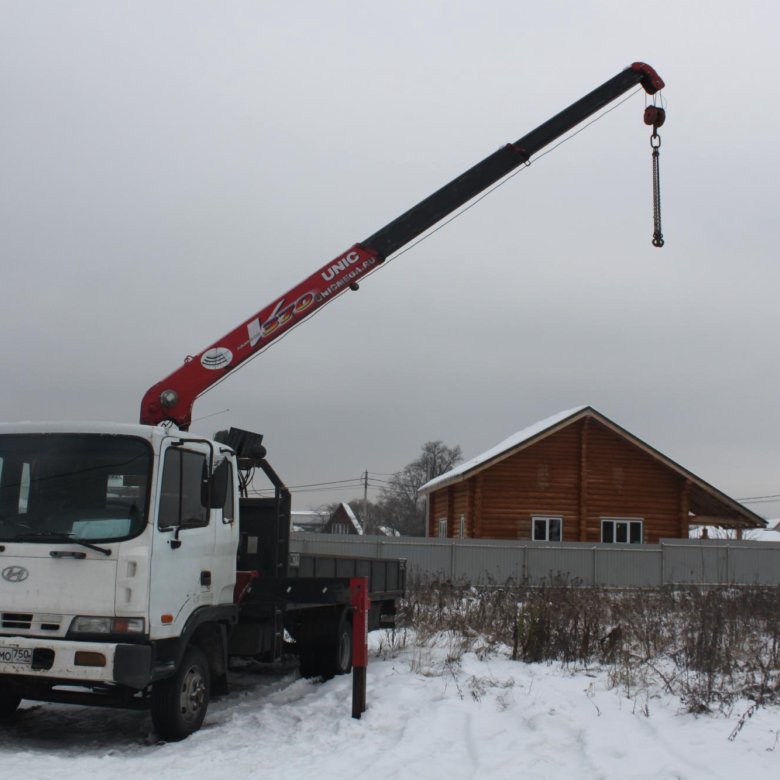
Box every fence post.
[726,544,731,585]
[660,541,665,586]
[450,540,457,581]
[350,576,369,719]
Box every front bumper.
[0,635,152,689]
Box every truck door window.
[158,448,209,529]
[222,462,234,522]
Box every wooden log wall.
[428,418,687,543]
[584,422,682,543]
[477,423,581,540]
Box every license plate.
[0,646,33,666]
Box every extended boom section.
[140,62,664,429]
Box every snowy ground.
[0,634,778,780]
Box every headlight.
[70,616,145,634]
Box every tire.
[0,682,21,720]
[298,614,353,680]
[151,645,210,741]
[333,618,353,676]
[298,645,323,678]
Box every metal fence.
[289,533,780,587]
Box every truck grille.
[1,612,63,633]
[2,613,32,629]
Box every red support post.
[350,577,369,718]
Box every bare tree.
[377,441,462,536]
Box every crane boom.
[140,62,664,429]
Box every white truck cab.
[0,422,240,738]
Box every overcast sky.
[2,1,779,518]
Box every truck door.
[149,441,217,638]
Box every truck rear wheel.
[333,617,353,676]
[151,645,210,741]
[298,612,353,679]
[0,682,21,720]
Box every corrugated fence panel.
[594,546,661,587]
[452,543,524,585]
[524,544,595,585]
[662,541,730,584]
[289,534,780,588]
[731,543,780,585]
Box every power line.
[274,477,367,490]
[739,496,780,506]
[247,471,396,493]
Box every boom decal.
[140,244,380,427]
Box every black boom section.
[362,65,658,260]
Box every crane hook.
[644,106,666,248]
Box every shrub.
[395,579,780,713]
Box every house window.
[532,516,562,542]
[458,514,465,539]
[438,518,447,538]
[601,518,643,544]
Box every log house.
[420,407,765,543]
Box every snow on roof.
[749,520,780,542]
[291,510,326,520]
[290,511,328,530]
[341,502,363,534]
[419,406,589,494]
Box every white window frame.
[601,517,643,544]
[438,518,448,538]
[532,515,563,542]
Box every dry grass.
[385,578,780,714]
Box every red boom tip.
[631,62,665,94]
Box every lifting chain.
[644,105,665,248]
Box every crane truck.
[0,63,664,740]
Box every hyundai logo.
[2,566,29,583]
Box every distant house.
[419,406,765,544]
[323,502,363,535]
[746,520,780,542]
[290,510,328,533]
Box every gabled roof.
[341,502,363,534]
[419,406,765,530]
[327,502,363,534]
[420,406,587,494]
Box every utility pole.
[363,470,369,534]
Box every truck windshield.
[0,434,152,543]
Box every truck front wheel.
[151,645,210,741]
[0,682,21,720]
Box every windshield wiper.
[15,532,112,556]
